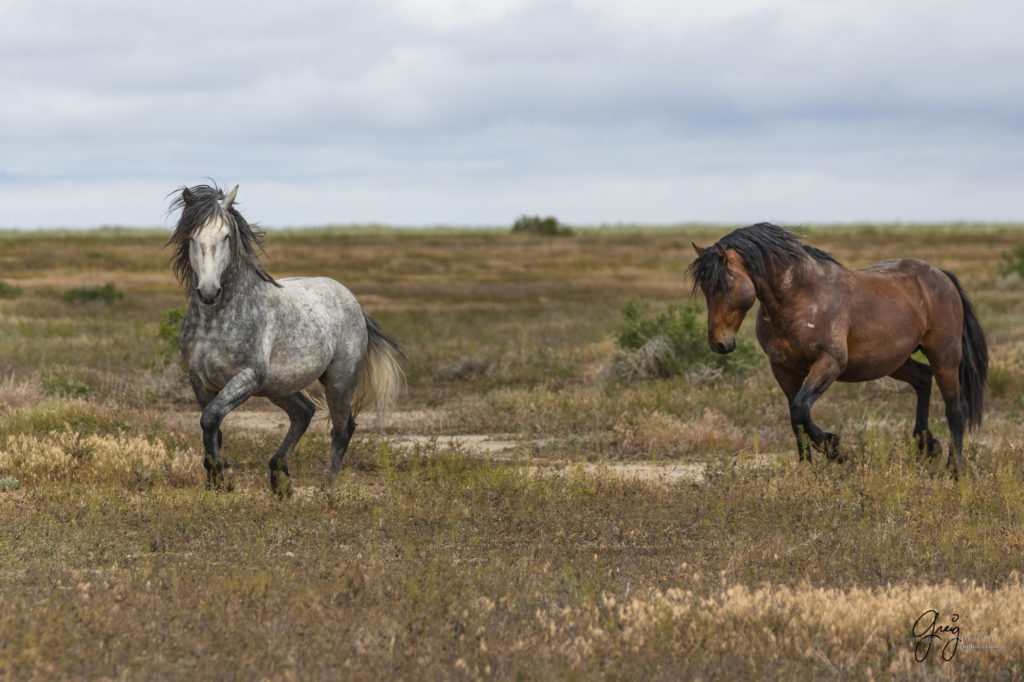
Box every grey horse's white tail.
[351,312,405,417]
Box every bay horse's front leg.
[783,357,842,462]
[199,368,263,490]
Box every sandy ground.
[168,405,780,486]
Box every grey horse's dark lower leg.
[328,414,357,482]
[198,368,263,491]
[268,392,316,497]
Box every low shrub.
[613,297,760,380]
[1000,244,1024,277]
[147,305,188,370]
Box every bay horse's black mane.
[688,222,840,296]
[166,183,277,287]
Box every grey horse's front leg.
[199,368,262,490]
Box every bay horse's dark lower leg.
[931,362,966,478]
[268,392,316,497]
[789,359,842,462]
[889,358,942,457]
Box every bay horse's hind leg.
[930,359,967,478]
[888,357,942,458]
[267,392,316,497]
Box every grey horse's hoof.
[270,467,292,498]
[207,469,234,492]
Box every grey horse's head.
[189,185,237,305]
[167,183,277,304]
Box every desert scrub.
[613,297,759,380]
[511,214,573,236]
[0,428,195,486]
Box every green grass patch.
[62,283,124,304]
[42,374,91,398]
[0,281,21,298]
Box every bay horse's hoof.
[824,433,842,462]
[915,432,942,459]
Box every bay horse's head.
[168,183,276,306]
[688,242,756,354]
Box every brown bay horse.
[688,223,988,475]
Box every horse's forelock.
[687,247,730,298]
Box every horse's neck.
[752,257,826,313]
[192,266,271,322]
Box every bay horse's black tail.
[944,270,988,429]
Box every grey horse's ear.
[221,185,239,210]
[182,187,195,206]
[692,242,706,256]
[714,243,728,260]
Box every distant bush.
[0,281,22,298]
[42,374,91,398]
[63,283,123,304]
[0,477,18,493]
[511,215,573,236]
[146,305,187,370]
[613,297,760,381]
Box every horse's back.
[260,276,367,395]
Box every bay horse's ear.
[715,243,728,260]
[692,242,706,256]
[182,187,195,206]
[221,184,239,210]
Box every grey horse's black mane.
[688,222,840,296]
[167,183,277,287]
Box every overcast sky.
[2,0,1022,228]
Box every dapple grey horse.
[168,184,403,496]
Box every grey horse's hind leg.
[328,413,357,482]
[319,351,363,485]
[267,392,315,498]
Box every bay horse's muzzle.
[711,338,736,354]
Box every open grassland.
[2,224,1024,679]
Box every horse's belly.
[260,345,336,395]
